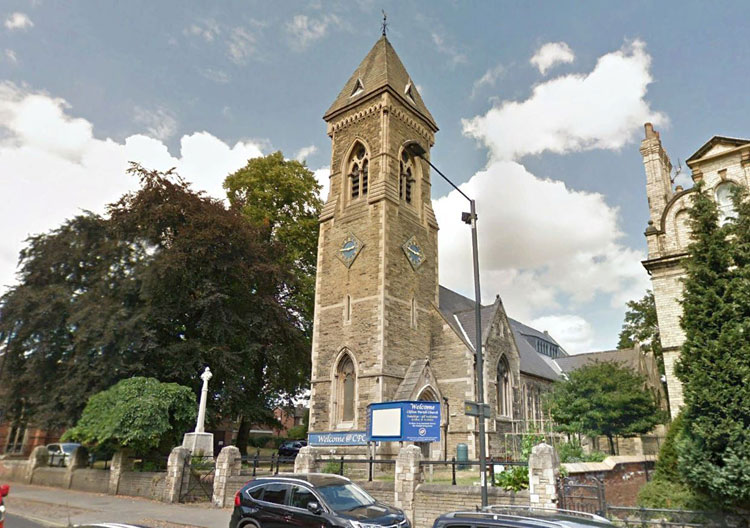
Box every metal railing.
[317,456,396,481]
[420,458,527,486]
[240,452,297,476]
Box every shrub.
[494,465,529,491]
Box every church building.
[641,124,750,418]
[308,35,565,459]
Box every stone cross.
[195,366,212,434]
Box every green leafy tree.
[547,361,664,454]
[618,291,664,374]
[63,377,196,455]
[0,164,310,432]
[675,184,750,510]
[223,152,322,450]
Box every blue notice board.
[367,401,441,443]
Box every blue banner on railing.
[367,401,441,443]
[307,431,368,446]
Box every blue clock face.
[338,233,363,268]
[402,236,425,270]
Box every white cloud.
[133,106,178,141]
[471,64,504,98]
[0,83,265,294]
[286,14,341,51]
[228,27,258,64]
[431,32,467,67]
[295,145,317,161]
[434,161,649,325]
[530,314,594,354]
[313,167,330,202]
[4,12,33,30]
[4,49,17,63]
[200,68,230,84]
[530,41,575,75]
[463,40,667,161]
[184,19,220,42]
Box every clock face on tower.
[402,235,426,270]
[337,233,364,268]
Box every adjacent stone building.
[641,123,750,417]
[308,35,564,459]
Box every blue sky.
[1,1,749,353]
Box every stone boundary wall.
[118,471,167,499]
[414,485,529,528]
[69,468,110,494]
[563,455,656,507]
[358,480,394,504]
[0,459,28,482]
[30,467,67,488]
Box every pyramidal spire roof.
[324,35,437,131]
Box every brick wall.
[358,480,395,504]
[563,456,656,507]
[414,485,529,528]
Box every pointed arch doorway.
[416,386,439,459]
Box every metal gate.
[179,456,215,503]
[557,475,606,516]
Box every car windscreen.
[317,483,376,512]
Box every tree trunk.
[235,416,251,455]
[607,435,616,455]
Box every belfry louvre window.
[349,144,369,200]
[337,354,356,422]
[400,150,414,204]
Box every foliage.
[547,361,664,454]
[494,465,529,491]
[618,290,664,374]
[0,164,310,428]
[322,460,341,474]
[637,413,698,509]
[223,152,323,336]
[675,184,750,510]
[287,425,307,440]
[556,441,607,463]
[62,377,195,454]
[520,430,544,461]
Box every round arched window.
[716,182,737,224]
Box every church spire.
[323,36,438,132]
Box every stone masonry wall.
[414,485,529,528]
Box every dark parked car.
[433,507,613,528]
[278,440,307,458]
[230,473,409,528]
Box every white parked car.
[46,442,81,467]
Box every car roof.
[439,509,612,527]
[251,472,352,487]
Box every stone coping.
[562,455,656,474]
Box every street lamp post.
[406,143,489,508]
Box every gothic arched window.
[336,354,356,423]
[716,182,737,225]
[349,144,369,200]
[400,150,414,204]
[497,356,512,417]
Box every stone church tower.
[642,123,750,418]
[309,35,441,434]
[308,35,563,460]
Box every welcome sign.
[307,431,368,446]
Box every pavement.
[3,483,232,527]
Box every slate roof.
[393,359,429,401]
[323,35,438,131]
[437,286,560,381]
[555,348,640,373]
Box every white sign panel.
[371,407,402,437]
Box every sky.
[1,1,749,354]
